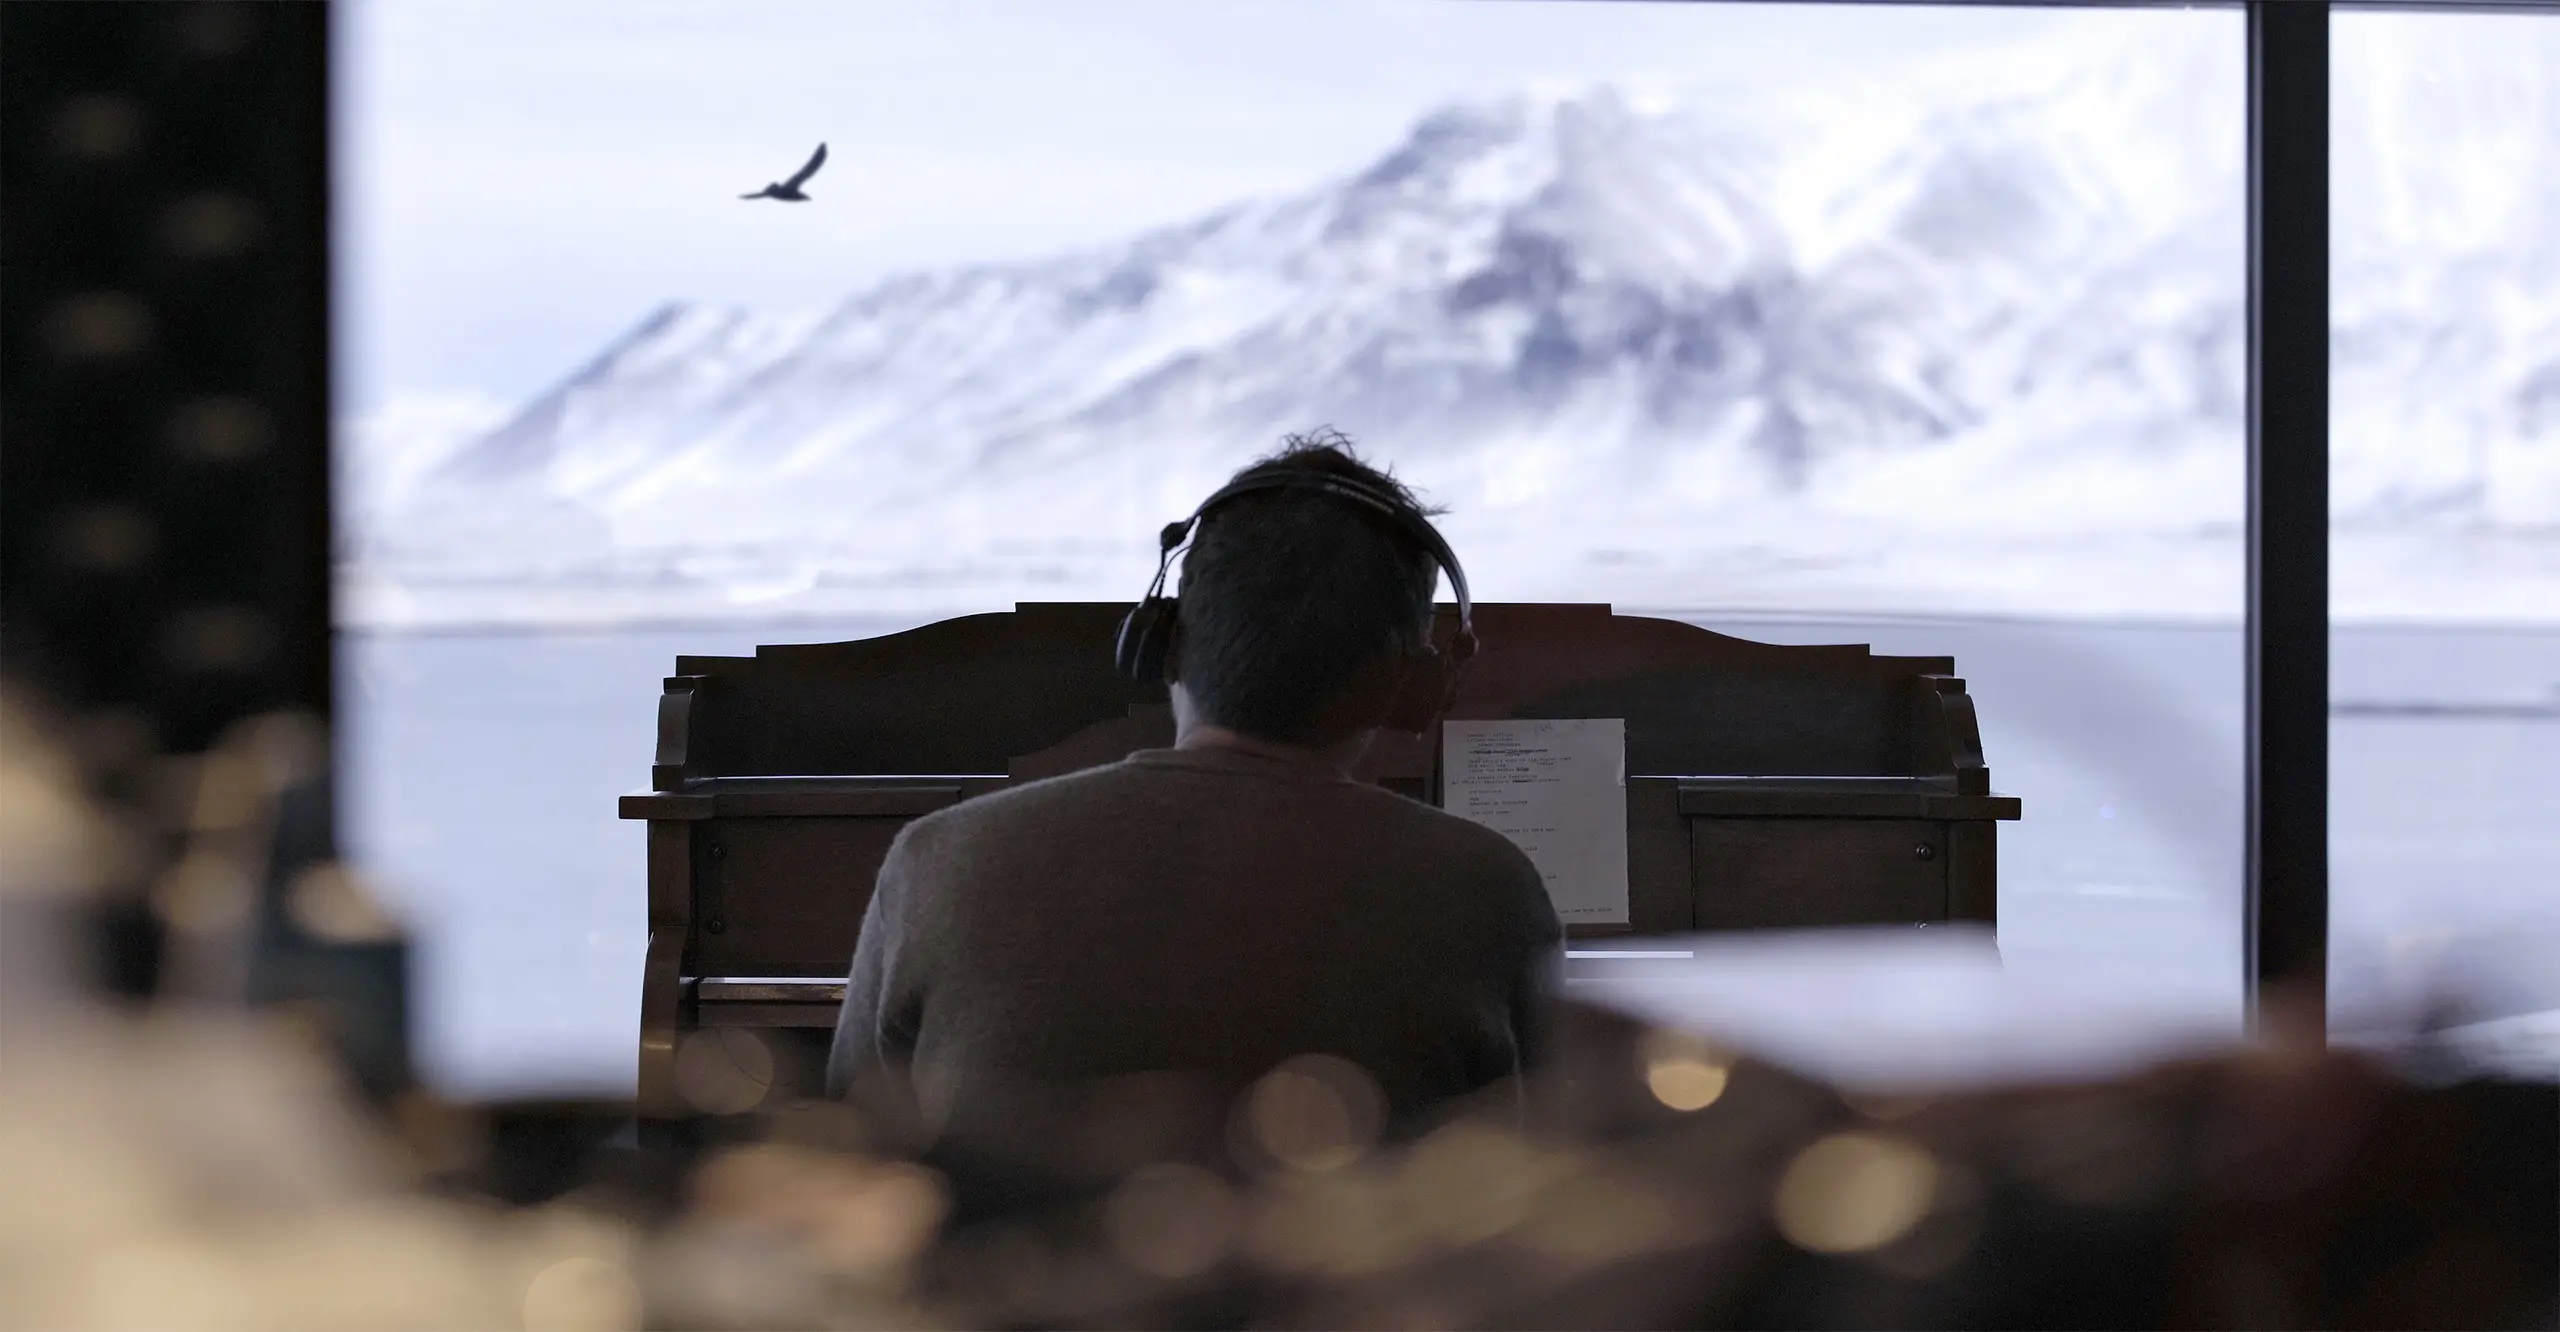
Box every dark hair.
[1173,430,1443,743]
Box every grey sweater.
[826,744,1560,1186]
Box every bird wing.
[783,142,828,190]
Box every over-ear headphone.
[1114,467,1476,734]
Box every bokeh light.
[1773,1131,1941,1255]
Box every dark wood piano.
[619,602,2020,1117]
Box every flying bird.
[741,143,827,201]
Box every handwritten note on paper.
[1442,718,1629,925]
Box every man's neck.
[1171,687,1373,776]
[1173,722,1372,777]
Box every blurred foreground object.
[0,691,943,1331]
[5,688,2550,1329]
[0,693,618,1330]
[1538,934,2560,1329]
[869,936,2555,1329]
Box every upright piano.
[619,602,2020,1117]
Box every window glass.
[340,0,2246,1096]
[2330,11,2560,1069]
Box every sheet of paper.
[1442,718,1629,925]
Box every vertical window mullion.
[2245,0,2331,1030]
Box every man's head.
[1171,432,1446,748]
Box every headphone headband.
[1117,463,1479,726]
[1163,468,1473,632]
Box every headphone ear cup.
[1115,597,1178,684]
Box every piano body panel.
[1688,815,1951,932]
[672,603,1160,778]
[1947,818,1999,923]
[1349,604,1959,786]
[625,603,2023,1114]
[688,980,846,1039]
[1623,777,1696,937]
[629,779,980,1092]
[689,1000,848,1028]
[685,813,914,980]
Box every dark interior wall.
[2,1,333,756]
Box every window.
[2330,9,2560,1069]
[340,0,2247,1096]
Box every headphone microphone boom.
[1113,469,1476,734]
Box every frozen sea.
[339,614,2560,1098]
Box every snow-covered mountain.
[351,21,2560,627]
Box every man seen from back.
[825,433,1561,1207]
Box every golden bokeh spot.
[170,396,275,464]
[1638,1027,1732,1113]
[1236,1054,1383,1173]
[1773,1131,1940,1255]
[51,95,143,160]
[47,291,153,360]
[1645,1055,1730,1112]
[1103,1161,1239,1280]
[162,193,263,258]
[165,607,278,675]
[51,505,155,572]
[522,1255,642,1332]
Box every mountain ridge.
[359,29,2560,626]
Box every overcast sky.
[336,1,2136,414]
